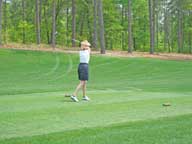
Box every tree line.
[0,0,192,54]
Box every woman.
[71,40,91,102]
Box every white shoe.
[82,96,90,101]
[71,95,79,102]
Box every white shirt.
[79,50,90,64]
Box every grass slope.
[0,49,192,143]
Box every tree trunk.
[163,0,168,51]
[181,13,184,52]
[122,32,125,50]
[51,0,56,49]
[98,0,106,54]
[43,2,50,44]
[178,9,182,53]
[22,0,26,44]
[93,0,98,49]
[0,0,2,45]
[79,11,85,37]
[121,3,124,50]
[128,0,133,53]
[156,11,158,50]
[72,0,76,47]
[56,0,65,22]
[86,0,93,43]
[170,19,173,52]
[3,0,7,43]
[189,32,192,53]
[152,0,155,52]
[133,37,136,50]
[39,0,42,25]
[154,0,158,50]
[36,0,41,44]
[188,16,192,53]
[148,0,155,54]
[66,7,69,46]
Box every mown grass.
[0,49,192,144]
[1,114,192,144]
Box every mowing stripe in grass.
[0,114,192,144]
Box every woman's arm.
[88,47,91,54]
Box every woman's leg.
[73,81,84,97]
[82,81,86,96]
[82,81,90,101]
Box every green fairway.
[0,49,192,144]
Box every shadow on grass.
[61,98,74,103]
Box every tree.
[93,0,98,49]
[188,16,192,53]
[0,0,2,45]
[163,0,169,52]
[0,0,191,54]
[66,6,69,46]
[128,0,133,53]
[98,0,105,54]
[51,0,56,49]
[121,1,125,50]
[154,0,159,50]
[72,0,76,47]
[148,0,155,54]
[42,0,50,44]
[22,0,26,44]
[36,0,41,44]
[78,4,85,38]
[39,0,42,25]
[85,0,92,43]
[177,1,183,53]
[3,0,7,43]
[66,0,70,46]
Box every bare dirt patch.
[1,44,192,60]
[104,51,192,60]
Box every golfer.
[71,40,91,102]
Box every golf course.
[0,49,192,144]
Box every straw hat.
[81,40,91,47]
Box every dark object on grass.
[65,94,71,97]
[162,103,171,106]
